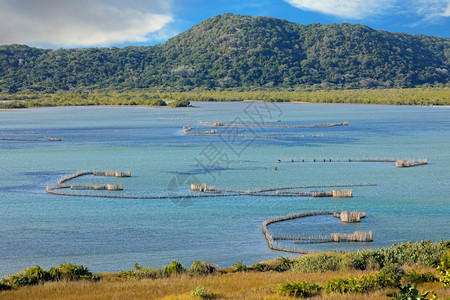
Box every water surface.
[0,102,449,276]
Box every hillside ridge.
[0,13,449,93]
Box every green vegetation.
[0,91,169,108]
[277,266,439,298]
[401,269,437,285]
[1,14,448,94]
[232,260,247,272]
[323,274,383,294]
[191,286,220,299]
[387,284,431,300]
[291,240,449,274]
[437,250,450,287]
[118,263,163,279]
[0,87,449,109]
[168,99,191,107]
[278,281,321,297]
[163,260,184,276]
[190,261,217,276]
[0,240,448,299]
[0,263,97,290]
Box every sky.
[0,0,449,48]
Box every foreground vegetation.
[1,240,449,299]
[1,87,449,109]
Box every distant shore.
[1,87,449,109]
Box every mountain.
[0,13,449,93]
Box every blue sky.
[0,0,448,48]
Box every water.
[0,102,449,276]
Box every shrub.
[289,240,448,275]
[163,260,184,276]
[147,99,166,106]
[117,263,163,279]
[135,267,163,279]
[274,257,294,272]
[190,261,216,276]
[437,250,450,287]
[0,279,11,291]
[377,264,404,288]
[378,240,446,268]
[252,263,271,272]
[401,269,437,285]
[323,275,380,294]
[278,281,321,298]
[1,263,97,289]
[342,250,383,271]
[252,257,294,272]
[50,263,95,280]
[6,265,52,287]
[25,265,51,281]
[386,284,430,300]
[6,273,36,287]
[191,286,219,299]
[168,99,190,107]
[293,252,342,273]
[231,261,247,272]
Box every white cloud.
[0,0,173,47]
[284,0,393,19]
[413,0,450,19]
[444,4,450,16]
[284,0,450,21]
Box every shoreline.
[1,87,449,109]
[1,239,448,299]
[2,100,450,111]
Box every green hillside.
[0,13,449,93]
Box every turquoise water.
[0,102,449,276]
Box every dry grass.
[1,269,448,300]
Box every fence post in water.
[332,189,353,198]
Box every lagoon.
[0,102,449,276]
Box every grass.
[0,269,448,300]
[1,241,448,299]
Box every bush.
[191,286,219,299]
[323,275,380,294]
[163,260,184,276]
[401,269,437,285]
[0,279,11,291]
[168,99,190,107]
[190,261,216,276]
[378,240,446,268]
[252,257,294,272]
[278,281,321,298]
[6,273,36,287]
[147,99,167,106]
[6,265,51,287]
[386,284,430,300]
[118,263,163,279]
[1,263,97,289]
[377,264,404,288]
[293,252,342,273]
[341,250,383,271]
[50,263,95,281]
[274,257,295,272]
[437,250,450,287]
[231,261,247,272]
[289,240,448,275]
[252,263,272,272]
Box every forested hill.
[1,13,449,93]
